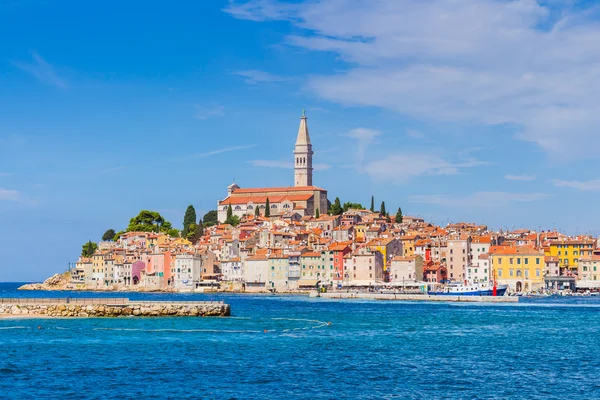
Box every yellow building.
[354,225,367,242]
[490,246,544,292]
[366,238,402,272]
[399,235,420,257]
[548,239,595,271]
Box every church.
[217,112,328,222]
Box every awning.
[298,279,319,287]
[576,280,600,289]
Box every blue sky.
[2,0,600,280]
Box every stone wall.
[0,302,230,317]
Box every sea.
[1,282,600,399]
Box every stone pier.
[0,298,230,317]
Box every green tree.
[330,197,343,215]
[202,210,218,227]
[182,205,197,238]
[370,195,375,212]
[167,228,180,238]
[113,230,125,241]
[315,208,320,218]
[196,218,204,237]
[343,202,364,212]
[395,207,403,224]
[265,198,271,217]
[254,206,260,217]
[226,203,233,220]
[81,241,98,257]
[380,201,386,217]
[225,215,240,226]
[101,229,115,242]
[126,210,173,233]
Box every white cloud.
[409,192,549,207]
[0,187,34,204]
[234,70,288,84]
[249,159,331,170]
[550,179,600,191]
[346,127,380,164]
[249,160,293,168]
[13,51,66,88]
[406,129,424,139]
[226,0,600,159]
[364,153,487,184]
[193,104,225,120]
[505,174,536,181]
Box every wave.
[0,326,27,330]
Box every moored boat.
[428,283,508,296]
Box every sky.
[2,0,600,281]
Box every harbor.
[310,291,519,303]
[0,298,230,318]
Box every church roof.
[296,113,311,145]
[219,193,314,205]
[231,186,325,194]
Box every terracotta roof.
[219,193,314,205]
[236,186,324,193]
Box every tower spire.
[294,110,314,187]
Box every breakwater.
[0,298,230,317]
[311,292,519,303]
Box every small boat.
[428,283,508,296]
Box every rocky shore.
[0,301,230,318]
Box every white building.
[173,254,203,289]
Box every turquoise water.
[2,283,600,399]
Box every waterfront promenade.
[0,297,230,317]
[311,292,519,303]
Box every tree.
[254,205,260,217]
[202,210,218,227]
[126,210,173,233]
[196,218,204,237]
[330,197,343,215]
[395,207,403,224]
[315,208,320,218]
[225,215,240,227]
[380,201,386,217]
[227,203,233,220]
[167,228,180,238]
[113,230,125,241]
[265,198,271,217]
[182,205,197,238]
[370,196,375,212]
[101,229,115,242]
[343,202,364,212]
[81,241,98,257]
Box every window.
[498,258,502,264]
[517,258,521,265]
[524,258,529,265]
[510,258,514,265]
[536,269,540,277]
[524,270,529,278]
[498,269,502,277]
[509,269,514,277]
[536,258,540,265]
[516,270,521,277]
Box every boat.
[428,282,508,296]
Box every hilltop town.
[24,113,600,294]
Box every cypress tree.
[182,205,197,237]
[395,207,403,224]
[265,198,271,217]
[255,206,260,217]
[227,203,233,220]
[370,196,375,212]
[380,201,386,217]
[315,208,320,218]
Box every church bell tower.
[294,109,313,187]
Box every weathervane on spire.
[302,108,306,117]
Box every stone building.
[218,112,328,222]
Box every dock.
[310,292,519,303]
[0,298,231,317]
